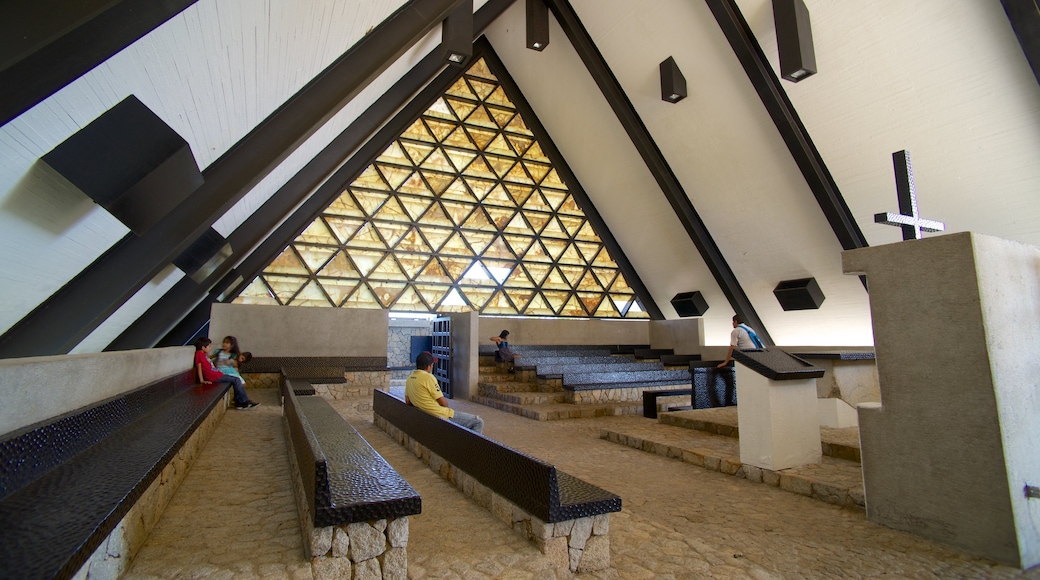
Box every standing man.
[405,351,485,434]
[717,314,764,368]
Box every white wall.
[209,303,388,357]
[478,316,649,347]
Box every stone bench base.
[284,418,409,580]
[375,417,609,573]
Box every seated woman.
[489,330,520,372]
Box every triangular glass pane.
[523,262,552,286]
[415,284,450,308]
[424,97,456,121]
[593,267,618,289]
[577,269,604,292]
[421,149,455,172]
[462,230,495,255]
[419,260,452,284]
[609,274,633,293]
[344,283,381,309]
[442,127,476,150]
[523,141,547,162]
[504,213,530,234]
[523,240,553,263]
[542,168,567,189]
[352,166,389,191]
[506,113,533,136]
[461,261,497,287]
[444,149,478,173]
[504,234,534,256]
[353,190,390,216]
[446,97,477,121]
[504,162,534,185]
[558,244,585,266]
[440,233,473,256]
[396,228,434,254]
[576,242,601,264]
[483,184,514,208]
[558,194,584,216]
[542,267,569,290]
[422,170,455,195]
[561,294,589,317]
[482,236,516,260]
[523,160,550,184]
[460,286,495,310]
[559,216,584,237]
[376,164,412,190]
[485,207,516,230]
[288,280,332,307]
[463,177,495,201]
[504,184,535,206]
[524,292,555,316]
[297,220,337,245]
[482,290,518,315]
[396,254,430,279]
[422,227,452,252]
[296,244,337,273]
[440,256,471,281]
[540,218,568,240]
[522,191,553,213]
[325,191,366,218]
[350,250,385,277]
[317,278,359,306]
[370,282,406,307]
[483,259,514,284]
[425,118,456,142]
[504,266,535,289]
[264,275,308,303]
[378,142,412,166]
[523,211,551,233]
[594,295,621,317]
[465,127,497,151]
[370,255,408,282]
[467,58,497,81]
[464,105,497,129]
[486,135,515,158]
[485,156,515,179]
[401,142,434,167]
[268,247,309,275]
[349,223,387,249]
[543,238,568,261]
[440,200,474,226]
[575,221,600,242]
[467,78,497,101]
[398,197,433,222]
[462,155,496,179]
[626,300,650,319]
[376,221,411,248]
[438,288,471,312]
[541,189,568,211]
[487,105,515,129]
[398,171,432,195]
[558,265,585,287]
[462,207,496,232]
[373,197,410,223]
[318,252,360,278]
[402,118,437,143]
[594,248,620,268]
[235,278,279,306]
[391,285,428,311]
[506,134,533,157]
[486,85,511,107]
[445,77,477,100]
[542,290,569,314]
[420,203,455,228]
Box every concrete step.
[471,396,643,421]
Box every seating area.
[372,389,620,572]
[0,369,229,579]
[475,344,696,420]
[282,380,420,577]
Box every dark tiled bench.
[242,356,389,384]
[660,353,702,366]
[373,390,619,572]
[285,377,316,396]
[632,348,674,360]
[643,388,694,418]
[282,382,420,574]
[0,370,227,580]
[563,368,692,390]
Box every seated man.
[405,352,484,434]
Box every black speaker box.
[670,291,709,317]
[773,277,825,310]
[42,95,203,235]
[773,0,817,82]
[660,57,687,103]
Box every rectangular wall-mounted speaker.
[42,95,203,236]
[441,0,473,66]
[772,0,817,82]
[526,0,550,50]
[660,57,687,103]
[773,277,825,310]
[670,291,709,317]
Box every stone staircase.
[473,344,693,420]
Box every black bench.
[0,370,227,580]
[285,377,317,396]
[372,389,619,524]
[643,389,694,418]
[282,382,420,528]
[242,356,390,384]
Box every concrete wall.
[0,346,193,436]
[209,303,388,357]
[448,312,480,401]
[648,319,705,354]
[477,317,648,347]
[843,232,1040,568]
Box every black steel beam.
[1001,0,1040,88]
[112,0,519,350]
[0,0,199,128]
[0,0,467,359]
[705,0,866,254]
[544,0,772,343]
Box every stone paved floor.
[125,388,1040,579]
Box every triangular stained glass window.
[234,56,645,318]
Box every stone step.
[485,391,567,405]
[477,381,544,396]
[533,361,665,378]
[471,396,643,421]
[658,407,861,463]
[515,355,636,368]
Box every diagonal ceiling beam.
[544,0,773,344]
[705,0,867,255]
[0,0,468,359]
[1000,0,1040,88]
[111,0,520,351]
[0,0,199,128]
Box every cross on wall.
[874,150,945,241]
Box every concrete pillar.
[842,232,1040,568]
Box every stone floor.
[124,388,1040,579]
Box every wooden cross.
[873,150,945,240]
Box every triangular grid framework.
[234,47,649,319]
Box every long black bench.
[643,388,694,418]
[242,356,389,384]
[0,370,227,580]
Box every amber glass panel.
[265,275,308,303]
[505,289,534,311]
[482,290,518,315]
[391,285,428,311]
[350,250,385,277]
[373,197,410,223]
[523,141,547,161]
[468,59,497,81]
[440,201,474,226]
[370,282,406,307]
[593,268,618,290]
[421,149,454,173]
[577,269,604,292]
[326,192,366,218]
[541,238,568,260]
[425,119,456,142]
[268,248,309,275]
[298,220,337,245]
[466,127,497,151]
[506,135,532,157]
[369,256,408,282]
[422,170,454,195]
[418,260,452,284]
[440,233,472,257]
[348,223,387,250]
[525,293,555,316]
[483,185,514,208]
[504,234,534,256]
[445,77,476,100]
[237,278,278,305]
[444,150,477,174]
[482,236,516,260]
[486,85,511,107]
[443,127,476,150]
[424,98,456,121]
[487,105,514,129]
[462,230,495,255]
[463,177,495,200]
[396,228,433,254]
[422,227,452,252]
[522,191,552,213]
[463,156,495,179]
[352,190,390,216]
[465,105,497,129]
[289,281,332,307]
[318,278,358,306]
[398,172,431,196]
[378,142,412,166]
[558,244,585,266]
[402,118,436,143]
[396,254,430,279]
[344,284,381,309]
[542,267,568,290]
[485,135,514,156]
[318,253,360,278]
[296,245,336,273]
[558,195,584,216]
[446,97,477,121]
[467,78,496,101]
[414,284,450,307]
[506,114,533,136]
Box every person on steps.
[489,330,520,373]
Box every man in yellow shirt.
[405,352,484,434]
